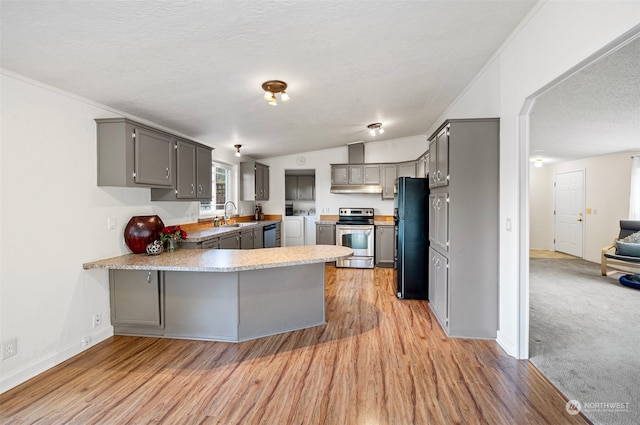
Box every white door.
[554,170,584,257]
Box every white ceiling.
[530,35,640,164]
[0,0,536,159]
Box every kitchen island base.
[111,263,326,342]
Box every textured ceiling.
[0,0,536,159]
[530,35,640,164]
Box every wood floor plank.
[0,266,587,425]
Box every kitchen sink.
[221,222,258,228]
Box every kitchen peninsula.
[83,245,353,342]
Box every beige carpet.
[529,257,640,425]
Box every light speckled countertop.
[182,220,280,243]
[83,245,353,273]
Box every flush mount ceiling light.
[367,123,384,136]
[234,144,242,157]
[262,80,290,106]
[534,158,543,168]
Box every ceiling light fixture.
[262,80,290,106]
[367,123,384,136]
[234,144,242,157]
[534,158,543,168]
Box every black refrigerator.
[395,177,429,299]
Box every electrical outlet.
[2,338,18,360]
[81,336,92,348]
[93,313,101,328]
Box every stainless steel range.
[336,207,375,268]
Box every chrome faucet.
[223,201,237,224]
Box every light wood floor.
[0,266,586,425]
[530,249,579,260]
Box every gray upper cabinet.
[364,165,381,184]
[151,139,213,201]
[382,165,397,200]
[285,175,315,201]
[331,165,375,185]
[241,161,270,201]
[349,166,363,184]
[196,145,213,199]
[96,118,175,188]
[255,163,269,200]
[331,165,348,184]
[416,152,429,179]
[397,161,416,178]
[429,125,449,188]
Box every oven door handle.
[336,226,373,232]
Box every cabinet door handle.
[165,168,170,179]
[147,271,152,284]
[191,183,195,194]
[198,184,203,194]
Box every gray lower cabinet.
[253,228,264,249]
[110,270,163,335]
[96,118,175,188]
[375,225,395,268]
[202,238,219,249]
[316,224,336,245]
[428,247,449,330]
[241,229,254,249]
[219,233,240,249]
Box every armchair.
[601,219,640,275]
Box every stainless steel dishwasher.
[263,224,277,248]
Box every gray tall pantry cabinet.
[427,118,499,339]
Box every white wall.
[425,1,640,357]
[529,152,636,262]
[0,72,245,392]
[529,163,553,249]
[260,135,427,217]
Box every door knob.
[577,218,583,222]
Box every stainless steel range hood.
[330,184,382,194]
[330,142,383,194]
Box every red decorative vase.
[123,215,165,254]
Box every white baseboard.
[0,327,113,394]
[496,330,520,358]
